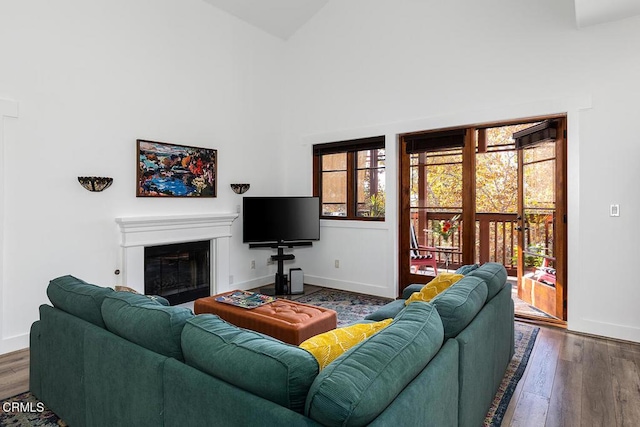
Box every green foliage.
[411,124,553,216]
[512,244,545,268]
[365,193,385,217]
[476,133,517,213]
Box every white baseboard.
[570,318,640,344]
[220,275,273,294]
[0,334,29,356]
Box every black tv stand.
[250,242,312,295]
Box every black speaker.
[289,268,304,295]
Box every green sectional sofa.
[365,262,515,427]
[30,262,513,426]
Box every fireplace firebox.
[144,240,210,305]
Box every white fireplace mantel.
[115,213,238,296]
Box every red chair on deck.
[410,226,439,275]
[534,257,556,286]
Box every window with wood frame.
[313,136,385,220]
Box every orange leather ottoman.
[194,291,337,345]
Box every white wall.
[283,0,640,342]
[0,0,287,353]
[1,0,639,355]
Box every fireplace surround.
[116,213,238,300]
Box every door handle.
[515,226,529,232]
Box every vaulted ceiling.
[202,0,640,40]
[201,0,328,40]
[575,0,640,26]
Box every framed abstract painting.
[137,139,217,197]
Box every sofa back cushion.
[181,315,318,414]
[305,302,444,426]
[101,292,194,361]
[404,273,464,305]
[47,275,114,328]
[468,262,507,300]
[114,286,171,306]
[455,263,480,275]
[431,276,488,339]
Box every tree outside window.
[356,149,385,217]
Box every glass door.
[515,120,567,320]
[399,130,466,293]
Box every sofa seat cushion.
[468,262,508,300]
[101,292,194,361]
[300,318,393,370]
[181,315,318,414]
[305,302,444,426]
[363,299,406,321]
[431,276,488,339]
[47,275,114,328]
[405,273,464,305]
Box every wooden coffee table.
[194,291,337,345]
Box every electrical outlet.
[229,275,234,284]
[250,260,256,269]
[334,259,340,268]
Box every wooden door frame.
[399,115,568,322]
[398,137,415,295]
[555,118,568,320]
[461,128,476,266]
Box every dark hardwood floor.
[0,348,29,402]
[503,323,640,426]
[2,323,639,426]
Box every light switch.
[610,204,620,217]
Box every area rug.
[0,392,62,426]
[294,288,393,326]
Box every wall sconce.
[78,176,113,192]
[230,183,250,194]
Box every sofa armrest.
[369,339,459,427]
[364,299,406,321]
[29,320,42,399]
[402,284,425,300]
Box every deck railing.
[475,213,518,274]
[412,211,518,274]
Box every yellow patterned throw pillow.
[405,273,465,305]
[300,319,393,370]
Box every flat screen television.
[243,196,320,245]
